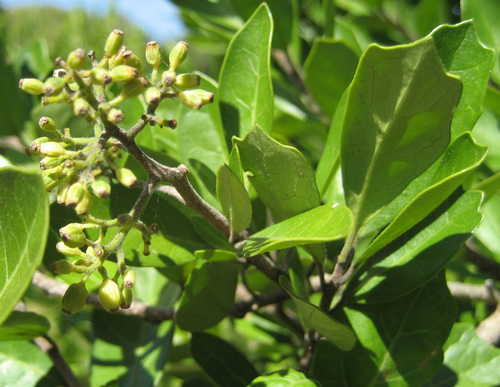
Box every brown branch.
[32,271,175,324]
[448,280,499,305]
[476,305,500,346]
[232,288,289,318]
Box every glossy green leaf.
[194,249,237,262]
[0,340,58,387]
[234,125,321,222]
[462,0,500,84]
[304,39,358,118]
[0,167,49,325]
[176,260,239,331]
[0,311,50,341]
[472,193,500,259]
[429,323,500,386]
[191,332,259,387]
[249,368,319,386]
[243,203,352,257]
[347,191,483,303]
[217,164,252,234]
[431,20,495,138]
[360,133,488,261]
[219,3,274,143]
[341,37,462,229]
[280,276,356,351]
[312,272,456,386]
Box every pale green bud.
[123,270,136,288]
[120,77,147,99]
[190,89,214,106]
[19,78,44,95]
[39,156,60,170]
[39,142,66,157]
[43,77,66,96]
[41,170,62,191]
[29,137,50,154]
[75,186,92,215]
[59,223,87,248]
[169,41,188,71]
[178,90,203,110]
[161,69,175,86]
[175,73,200,89]
[56,181,71,204]
[110,65,138,83]
[99,278,121,313]
[145,41,162,68]
[67,48,87,70]
[122,50,143,74]
[91,67,112,85]
[120,287,133,309]
[65,181,86,207]
[115,167,137,188]
[62,282,88,315]
[104,29,124,57]
[51,259,75,274]
[91,179,111,199]
[56,241,83,257]
[38,116,57,133]
[107,108,124,124]
[144,87,161,106]
[73,98,90,117]
[73,258,91,267]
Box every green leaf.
[279,276,356,351]
[234,125,321,222]
[0,311,50,341]
[360,133,488,261]
[429,323,500,386]
[303,39,358,118]
[176,260,239,331]
[0,167,49,325]
[243,203,353,257]
[0,340,58,387]
[217,164,252,234]
[218,3,274,143]
[249,368,319,386]
[191,332,259,387]
[194,249,237,262]
[431,20,495,138]
[346,191,483,303]
[341,37,462,229]
[312,272,456,386]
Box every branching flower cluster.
[19,30,215,315]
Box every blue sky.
[0,0,186,41]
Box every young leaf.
[191,332,259,387]
[431,20,495,138]
[234,125,321,222]
[218,3,274,143]
[249,368,319,386]
[279,276,356,351]
[176,260,239,331]
[0,167,49,325]
[304,38,358,118]
[429,323,500,386]
[217,164,252,234]
[347,191,483,303]
[341,37,462,229]
[312,272,456,386]
[359,133,487,261]
[243,203,353,257]
[0,311,50,341]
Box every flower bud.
[115,167,137,188]
[73,258,91,267]
[190,89,214,106]
[104,29,124,57]
[56,241,83,257]
[41,170,62,191]
[91,67,112,85]
[39,156,60,170]
[56,181,71,204]
[43,77,66,96]
[75,186,92,215]
[65,181,86,207]
[120,77,148,99]
[144,87,161,106]
[91,179,111,199]
[67,48,87,70]
[59,224,87,248]
[39,142,66,157]
[178,90,203,110]
[175,73,200,89]
[107,107,124,124]
[108,49,125,70]
[73,98,90,117]
[38,116,57,133]
[145,41,162,68]
[161,70,175,86]
[169,41,188,71]
[123,270,136,288]
[99,278,121,313]
[51,259,75,274]
[19,78,44,95]
[110,65,138,83]
[120,287,133,309]
[42,93,67,105]
[122,50,143,74]
[62,282,88,315]
[29,137,50,153]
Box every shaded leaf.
[0,311,50,341]
[219,3,274,143]
[243,203,352,257]
[280,276,356,351]
[341,38,462,229]
[0,167,49,325]
[249,368,319,386]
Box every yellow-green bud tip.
[19,78,44,95]
[62,282,88,315]
[99,278,121,313]
[145,41,162,68]
[169,41,189,71]
[105,29,124,57]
